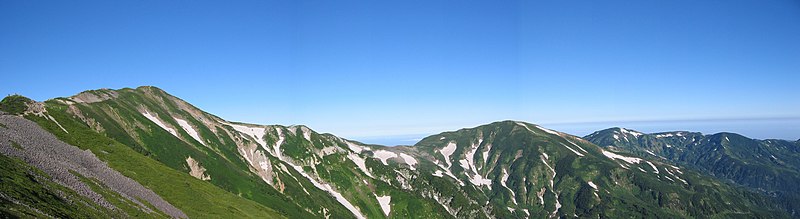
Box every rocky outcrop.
[186,156,211,181]
[0,115,187,218]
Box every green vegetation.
[9,140,22,150]
[26,105,285,218]
[70,170,169,219]
[0,153,118,218]
[0,95,32,115]
[11,87,795,219]
[50,88,318,218]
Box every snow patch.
[468,174,492,188]
[655,132,684,138]
[461,139,492,188]
[588,181,598,191]
[228,123,267,148]
[481,144,492,166]
[541,156,560,217]
[142,111,177,137]
[565,138,589,153]
[602,150,642,164]
[536,125,561,136]
[345,140,369,153]
[500,169,517,205]
[435,141,463,185]
[175,118,205,145]
[347,153,373,178]
[432,170,444,177]
[399,153,418,170]
[286,162,366,219]
[560,143,585,157]
[439,142,457,167]
[646,161,659,174]
[373,150,398,165]
[272,128,285,159]
[375,194,391,216]
[46,115,69,133]
[620,128,643,137]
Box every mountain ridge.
[585,126,800,215]
[1,85,795,218]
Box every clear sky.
[2,0,799,144]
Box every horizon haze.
[2,0,798,143]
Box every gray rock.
[0,115,187,218]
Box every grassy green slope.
[57,88,323,218]
[0,153,126,218]
[26,105,284,218]
[414,121,787,218]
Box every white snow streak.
[516,122,537,133]
[560,143,585,157]
[46,115,69,133]
[271,128,285,158]
[602,150,642,164]
[461,139,491,188]
[439,142,457,168]
[501,169,517,205]
[482,144,492,166]
[646,161,659,174]
[286,161,365,219]
[142,111,177,137]
[375,194,391,216]
[347,153,373,178]
[620,128,643,137]
[373,150,398,165]
[228,123,267,148]
[399,153,418,170]
[565,139,588,153]
[175,118,204,145]
[345,140,369,153]
[541,156,560,217]
[588,181,598,191]
[655,132,684,138]
[536,125,561,136]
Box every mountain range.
[0,86,797,218]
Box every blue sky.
[2,0,799,143]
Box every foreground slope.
[0,116,183,218]
[1,96,284,218]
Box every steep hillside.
[0,114,185,218]
[585,127,800,215]
[2,86,793,218]
[410,121,785,218]
[34,87,449,218]
[1,94,285,218]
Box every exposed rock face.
[186,156,211,181]
[69,89,118,104]
[0,115,187,218]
